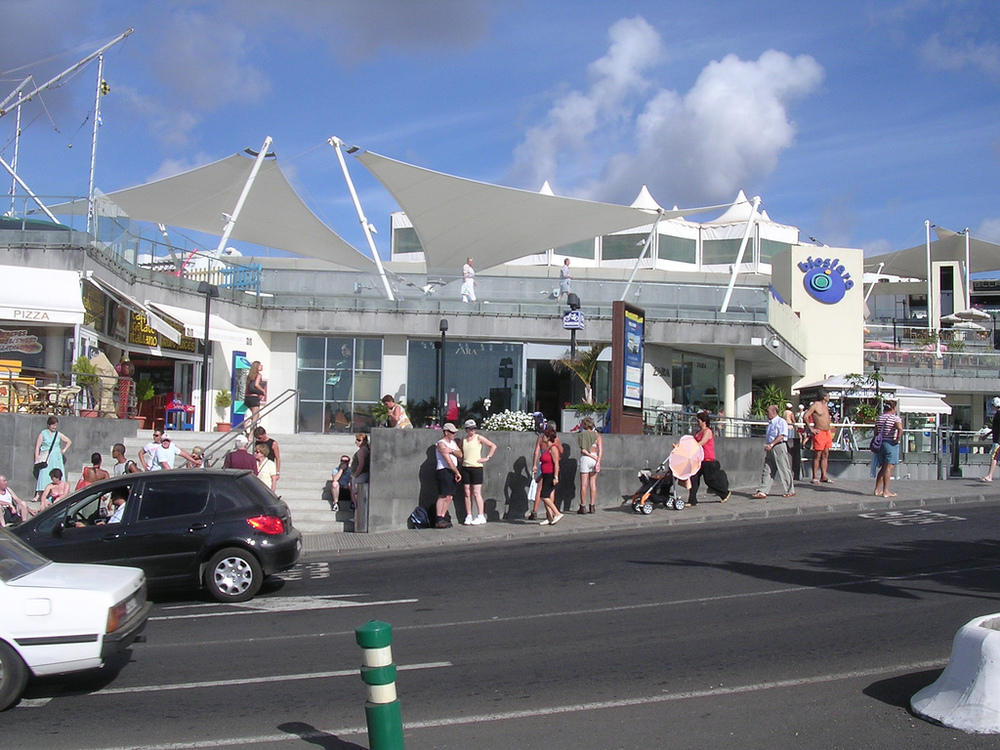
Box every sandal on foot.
[751,493,767,499]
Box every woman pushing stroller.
[687,410,731,505]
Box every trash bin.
[353,482,369,533]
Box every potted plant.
[553,343,609,429]
[72,355,100,415]
[215,390,233,432]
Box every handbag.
[869,431,884,452]
[32,430,59,480]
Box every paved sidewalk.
[302,476,997,557]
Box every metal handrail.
[199,388,300,466]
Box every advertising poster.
[623,307,644,409]
[231,352,250,428]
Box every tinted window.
[137,479,210,521]
[236,474,280,508]
[213,477,254,512]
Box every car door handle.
[102,532,122,541]
[188,523,208,532]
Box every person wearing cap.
[224,434,258,470]
[460,419,496,525]
[434,424,463,528]
[154,436,201,470]
[982,396,1000,482]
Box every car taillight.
[107,601,127,632]
[247,515,284,535]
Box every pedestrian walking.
[111,443,140,476]
[982,396,1000,482]
[461,257,477,302]
[243,361,265,433]
[783,402,802,480]
[460,419,496,525]
[34,416,71,499]
[526,420,563,520]
[872,399,904,497]
[139,429,163,471]
[223,435,257,470]
[688,410,731,505]
[576,416,602,514]
[254,444,278,492]
[154,436,201,470]
[752,405,794,498]
[558,258,572,301]
[537,428,563,526]
[434,424,462,528]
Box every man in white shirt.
[139,430,163,471]
[154,436,201,470]
[112,443,139,476]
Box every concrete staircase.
[124,430,357,533]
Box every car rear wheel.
[0,641,29,711]
[205,548,263,603]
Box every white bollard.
[912,613,1000,733]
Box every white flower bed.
[481,409,536,432]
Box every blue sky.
[1,0,998,262]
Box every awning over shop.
[146,302,255,347]
[796,375,951,416]
[85,274,181,344]
[0,266,85,325]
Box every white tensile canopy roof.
[865,227,1000,280]
[356,150,720,274]
[51,153,374,271]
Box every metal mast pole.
[720,195,761,313]
[86,55,104,234]
[214,136,273,255]
[329,136,395,301]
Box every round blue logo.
[798,257,853,304]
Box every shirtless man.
[804,389,835,484]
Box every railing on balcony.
[864,319,999,377]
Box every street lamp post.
[438,319,448,426]
[198,281,219,431]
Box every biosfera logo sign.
[798,256,854,304]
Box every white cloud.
[143,8,271,111]
[977,218,1000,243]
[147,153,215,183]
[510,18,824,207]
[509,16,663,190]
[920,33,1000,81]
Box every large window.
[554,238,596,259]
[658,235,697,264]
[297,337,383,433]
[702,238,745,265]
[407,341,522,428]
[759,238,791,263]
[601,232,649,260]
[392,226,423,256]
[672,352,722,414]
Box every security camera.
[770,337,780,349]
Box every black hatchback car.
[13,469,301,603]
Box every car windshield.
[0,528,50,582]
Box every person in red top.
[537,428,563,526]
[687,411,731,506]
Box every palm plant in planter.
[215,390,233,431]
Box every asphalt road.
[7,503,1000,749]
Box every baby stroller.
[627,459,683,514]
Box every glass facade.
[658,235,697,264]
[297,336,383,433]
[702,238,745,265]
[407,341,523,427]
[554,238,596,259]
[601,232,649,260]
[392,226,423,256]
[760,238,791,263]
[672,352,722,414]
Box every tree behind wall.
[552,343,608,405]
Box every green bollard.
[356,620,405,750]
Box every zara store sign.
[798,256,855,305]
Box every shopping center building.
[0,148,993,440]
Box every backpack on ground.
[408,505,432,529]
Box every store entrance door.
[525,360,572,428]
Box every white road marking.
[151,595,418,621]
[859,509,966,526]
[79,661,451,697]
[65,658,949,750]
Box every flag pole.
[87,55,104,234]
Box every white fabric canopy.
[51,153,375,271]
[146,302,255,347]
[356,150,720,273]
[0,267,84,325]
[865,227,1000,279]
[796,375,951,415]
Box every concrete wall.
[367,428,766,531]
[0,414,139,493]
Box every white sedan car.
[0,528,150,710]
